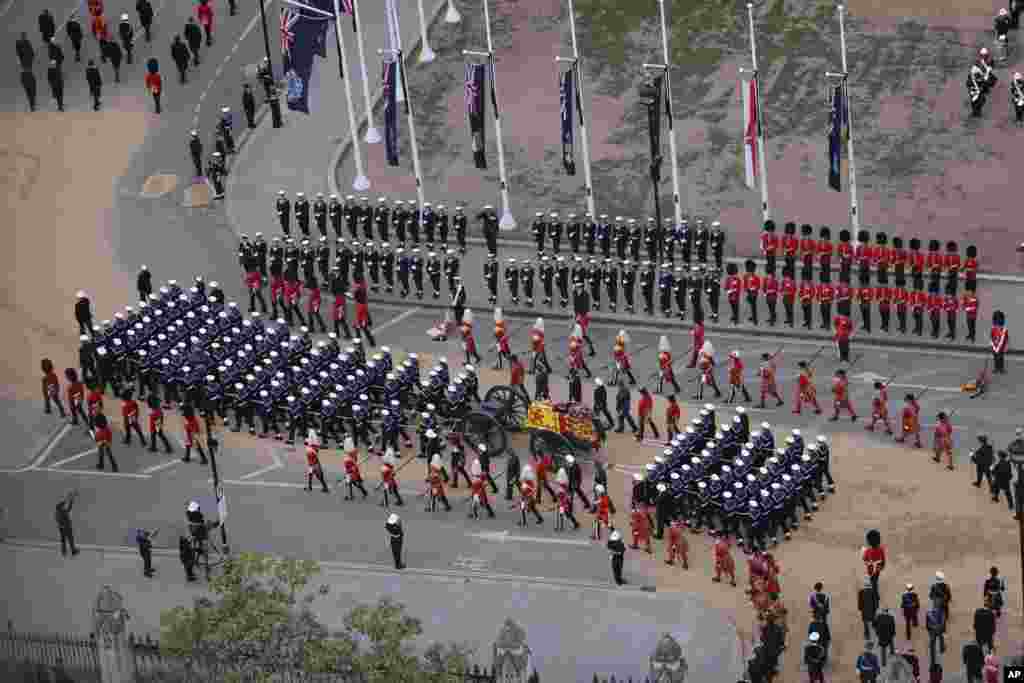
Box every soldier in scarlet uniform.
[862,529,886,599]
[894,284,910,334]
[761,220,779,274]
[342,449,369,500]
[991,310,1008,373]
[794,361,822,415]
[492,307,511,370]
[867,381,892,434]
[742,260,761,325]
[799,224,816,279]
[763,270,779,326]
[943,290,959,340]
[896,393,922,447]
[181,403,207,464]
[873,232,891,285]
[855,230,872,284]
[695,341,722,401]
[470,468,497,519]
[630,504,652,553]
[963,244,979,285]
[665,394,681,442]
[612,330,636,386]
[909,238,925,291]
[926,240,944,292]
[351,276,376,347]
[962,281,979,342]
[830,369,858,422]
[459,309,482,365]
[534,451,558,503]
[838,229,855,281]
[568,325,592,379]
[93,413,118,471]
[305,431,329,493]
[687,316,704,368]
[379,449,404,507]
[759,351,784,408]
[427,456,452,512]
[835,277,852,317]
[86,383,104,427]
[782,222,799,273]
[944,241,961,294]
[665,517,689,568]
[119,390,144,444]
[726,350,752,404]
[877,283,893,333]
[927,284,943,339]
[303,270,327,333]
[781,267,797,327]
[725,263,742,324]
[636,387,659,442]
[933,412,954,470]
[575,310,596,356]
[41,359,65,417]
[529,317,551,375]
[817,279,835,331]
[911,287,928,336]
[818,226,834,277]
[657,335,679,394]
[857,284,874,333]
[146,395,173,453]
[712,534,737,586]
[834,313,853,363]
[799,275,816,329]
[891,236,908,287]
[591,483,615,540]
[519,465,544,526]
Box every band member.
[530,317,551,375]
[657,335,680,394]
[726,350,751,404]
[492,307,511,370]
[877,283,892,333]
[761,220,778,274]
[799,224,816,278]
[933,412,954,470]
[856,283,873,333]
[830,369,857,422]
[838,229,854,281]
[836,277,852,318]
[794,361,822,415]
[867,381,893,434]
[612,330,636,386]
[896,393,922,448]
[742,260,761,325]
[991,310,1009,373]
[759,351,784,408]
[799,275,816,329]
[460,309,482,365]
[963,280,979,342]
[780,267,796,327]
[695,341,721,401]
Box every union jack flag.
[465,64,480,115]
[280,7,299,57]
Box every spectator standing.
[856,641,881,683]
[963,640,985,683]
[55,491,79,556]
[858,576,879,640]
[20,68,37,112]
[196,0,213,46]
[171,35,190,83]
[926,604,946,666]
[873,607,896,666]
[136,0,154,42]
[901,582,921,641]
[144,59,162,113]
[973,604,996,652]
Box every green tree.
[160,553,473,682]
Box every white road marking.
[28,423,73,470]
[372,308,423,334]
[36,467,151,479]
[469,530,593,547]
[223,478,302,488]
[141,458,182,474]
[49,448,99,469]
[239,461,283,479]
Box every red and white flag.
[741,76,760,190]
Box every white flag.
[741,76,759,190]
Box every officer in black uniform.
[556,256,571,308]
[705,266,721,322]
[411,248,425,299]
[436,204,449,248]
[629,219,643,262]
[584,213,597,255]
[316,237,331,284]
[678,219,692,266]
[380,242,395,294]
[480,205,498,256]
[662,219,676,265]
[454,204,468,254]
[588,258,602,311]
[547,211,563,255]
[695,219,710,264]
[313,193,327,237]
[658,263,674,317]
[373,197,390,244]
[505,258,520,305]
[392,200,408,245]
[328,194,342,237]
[189,131,204,178]
[427,251,442,299]
[520,259,535,307]
[408,201,422,247]
[485,256,499,305]
[690,265,705,321]
[531,211,547,254]
[614,217,629,261]
[342,196,358,238]
[443,249,459,296]
[622,261,637,313]
[645,218,661,263]
[710,221,726,270]
[605,258,619,312]
[567,213,582,254]
[540,256,555,306]
[598,214,612,259]
[290,192,308,237]
[396,248,410,297]
[366,243,381,292]
[673,266,688,320]
[422,202,436,250]
[640,261,656,316]
[254,233,268,282]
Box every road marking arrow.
[469,531,593,547]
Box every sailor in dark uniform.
[622,261,637,313]
[598,214,612,259]
[658,264,675,317]
[567,213,582,254]
[454,204,468,254]
[614,217,629,261]
[276,190,291,236]
[628,219,643,262]
[604,258,619,312]
[584,214,597,255]
[313,193,328,237]
[505,258,520,305]
[710,221,726,270]
[532,211,547,254]
[640,261,656,316]
[540,256,555,306]
[587,258,602,311]
[426,251,442,299]
[673,266,688,320]
[645,217,661,263]
[294,192,311,237]
[556,256,571,308]
[547,211,563,255]
[443,249,459,296]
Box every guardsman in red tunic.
[760,220,779,274]
[911,288,928,336]
[758,351,784,408]
[991,311,1009,373]
[817,227,834,274]
[665,517,689,568]
[781,269,797,327]
[927,288,943,339]
[64,368,88,425]
[612,329,636,385]
[892,236,908,283]
[909,238,926,288]
[962,283,979,342]
[427,456,452,511]
[41,359,65,417]
[833,313,853,362]
[894,285,910,334]
[877,284,893,333]
[351,276,376,346]
[695,342,721,401]
[763,271,779,326]
[816,280,834,331]
[835,279,852,317]
[636,387,659,442]
[857,284,874,333]
[963,244,979,284]
[896,393,922,447]
[839,231,855,276]
[926,240,944,285]
[575,310,596,356]
[380,449,404,507]
[943,291,959,340]
[854,231,871,279]
[712,534,737,586]
[794,361,822,415]
[92,413,118,471]
[725,263,742,324]
[630,504,652,553]
[782,222,799,272]
[687,319,704,368]
[147,395,173,453]
[492,307,512,370]
[726,350,752,404]
[657,335,679,394]
[591,483,615,540]
[120,392,145,444]
[342,449,368,500]
[86,384,104,425]
[867,381,892,434]
[471,472,497,519]
[944,241,961,282]
[534,451,557,503]
[529,317,550,375]
[830,369,857,421]
[799,277,816,329]
[799,224,816,273]
[569,324,592,378]
[519,465,544,526]
[742,260,762,325]
[933,412,954,470]
[181,403,207,464]
[665,394,681,442]
[305,431,329,493]
[459,308,482,365]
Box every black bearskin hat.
[994,310,1005,326]
[819,226,831,241]
[909,238,922,251]
[966,245,978,258]
[965,278,976,292]
[784,221,796,235]
[839,229,851,243]
[745,259,756,273]
[866,529,881,548]
[928,239,941,252]
[763,220,776,232]
[946,241,958,253]
[876,232,888,245]
[801,224,813,236]
[726,263,739,275]
[892,236,903,249]
[857,230,870,243]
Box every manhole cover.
[140,173,178,198]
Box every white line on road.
[223,478,303,488]
[372,308,422,334]
[239,462,284,479]
[141,458,182,474]
[37,468,151,479]
[49,448,99,469]
[469,530,594,547]
[29,423,73,470]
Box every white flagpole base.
[353,175,371,191]
[499,211,517,231]
[419,46,436,63]
[445,0,461,23]
[365,127,382,144]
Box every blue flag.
[383,60,399,166]
[560,67,575,176]
[280,3,330,114]
[827,84,845,192]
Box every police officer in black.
[588,259,602,311]
[427,251,442,299]
[567,213,582,254]
[640,261,656,315]
[294,193,310,237]
[454,204,468,254]
[313,193,327,237]
[598,214,612,258]
[614,217,629,260]
[484,256,499,305]
[505,258,520,305]
[328,195,343,237]
[584,214,597,255]
[556,257,571,308]
[605,259,619,312]
[385,513,405,569]
[645,218,661,263]
[520,259,535,307]
[622,261,637,313]
[540,256,555,306]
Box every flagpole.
[417,0,436,63]
[747,3,771,221]
[480,0,515,230]
[333,0,370,190]
[566,0,596,220]
[383,48,428,221]
[352,0,382,143]
[838,4,860,230]
[657,0,683,227]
